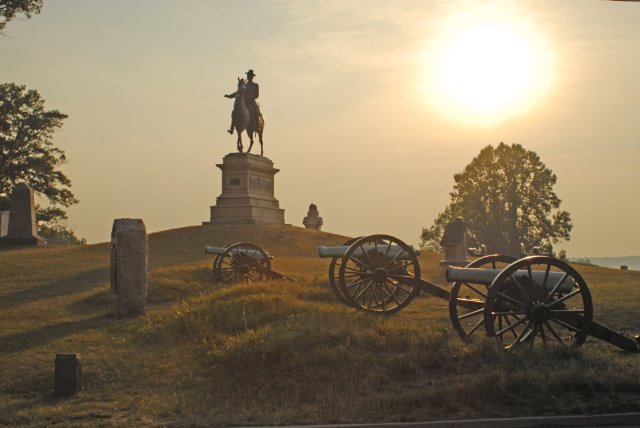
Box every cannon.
[205,242,286,283]
[319,234,640,352]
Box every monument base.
[210,205,284,225]
[0,236,45,247]
[207,152,285,225]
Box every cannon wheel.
[328,237,361,305]
[212,254,223,282]
[484,256,593,350]
[449,254,516,342]
[338,234,420,314]
[214,242,272,283]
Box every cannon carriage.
[205,242,286,283]
[319,234,640,352]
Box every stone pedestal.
[207,153,285,225]
[111,219,148,317]
[0,183,44,246]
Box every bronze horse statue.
[230,78,264,156]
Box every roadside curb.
[258,412,640,428]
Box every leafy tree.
[0,82,82,243]
[420,142,572,256]
[0,0,42,32]
[36,205,85,244]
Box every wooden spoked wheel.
[449,254,516,342]
[214,242,271,283]
[338,234,420,314]
[484,256,593,350]
[212,255,223,282]
[328,237,361,305]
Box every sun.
[422,9,554,126]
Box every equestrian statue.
[224,69,265,156]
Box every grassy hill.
[1,224,640,427]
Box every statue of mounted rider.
[224,69,265,156]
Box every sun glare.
[422,7,554,126]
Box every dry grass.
[1,224,640,426]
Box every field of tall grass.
[1,224,639,426]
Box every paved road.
[261,412,640,428]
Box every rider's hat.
[246,69,256,77]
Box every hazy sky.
[2,0,639,257]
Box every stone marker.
[302,203,323,231]
[440,218,469,266]
[439,218,469,281]
[111,219,148,317]
[0,183,43,246]
[55,353,82,396]
[0,211,9,237]
[206,153,285,225]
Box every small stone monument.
[440,218,469,280]
[0,211,9,237]
[440,218,469,265]
[206,153,285,225]
[54,353,82,396]
[302,203,323,231]
[111,219,148,317]
[0,183,43,246]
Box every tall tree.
[0,0,42,32]
[420,142,572,256]
[0,82,81,243]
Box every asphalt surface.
[258,412,640,427]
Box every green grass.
[1,224,640,426]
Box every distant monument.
[440,218,469,267]
[206,153,285,225]
[0,183,44,246]
[302,203,323,231]
[111,219,148,317]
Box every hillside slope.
[1,224,639,427]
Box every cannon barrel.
[446,266,575,293]
[204,245,226,255]
[204,245,271,259]
[318,244,419,259]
